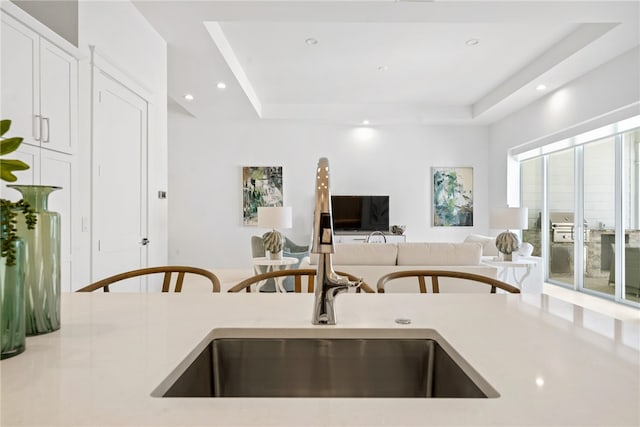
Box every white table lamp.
[258,206,293,260]
[490,207,528,261]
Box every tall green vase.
[8,185,61,336]
[0,236,26,359]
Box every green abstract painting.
[242,166,283,225]
[432,167,473,227]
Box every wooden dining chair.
[76,266,221,293]
[377,270,520,294]
[228,268,374,293]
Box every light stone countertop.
[1,293,639,426]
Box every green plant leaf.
[0,120,10,137]
[0,170,18,182]
[0,159,30,182]
[0,137,24,155]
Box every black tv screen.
[331,195,389,232]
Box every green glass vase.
[0,236,26,359]
[8,185,61,336]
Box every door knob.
[141,238,150,246]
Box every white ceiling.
[132,0,640,125]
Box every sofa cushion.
[308,243,398,265]
[396,242,481,266]
[464,234,499,256]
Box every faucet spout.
[311,158,361,325]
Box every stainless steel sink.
[152,328,498,398]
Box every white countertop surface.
[1,293,639,426]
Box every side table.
[251,257,299,292]
[482,257,543,293]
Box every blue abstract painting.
[432,167,473,227]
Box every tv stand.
[334,232,406,244]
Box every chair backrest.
[228,268,374,293]
[377,270,520,294]
[76,266,221,293]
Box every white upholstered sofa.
[299,242,499,293]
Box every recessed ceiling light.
[465,38,479,46]
[216,82,227,89]
[362,120,370,125]
[536,84,547,91]
[305,38,318,45]
[377,65,388,72]
[183,94,194,101]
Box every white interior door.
[92,70,148,291]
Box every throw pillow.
[464,234,499,257]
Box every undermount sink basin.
[152,328,498,398]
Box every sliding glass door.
[519,118,640,307]
[548,149,575,287]
[521,157,543,257]
[583,137,616,296]
[622,130,640,304]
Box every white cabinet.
[41,150,73,293]
[2,144,74,292]
[1,12,77,154]
[335,233,407,244]
[1,10,78,292]
[0,12,38,147]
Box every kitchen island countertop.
[1,292,638,426]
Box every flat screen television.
[331,195,389,232]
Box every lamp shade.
[257,206,293,229]
[490,207,528,230]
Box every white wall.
[168,112,490,269]
[488,47,640,210]
[75,1,167,286]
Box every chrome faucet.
[311,158,362,325]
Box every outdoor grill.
[550,212,590,243]
[549,212,589,274]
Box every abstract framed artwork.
[242,166,283,225]
[432,167,473,227]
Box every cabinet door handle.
[42,117,50,143]
[34,115,42,141]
